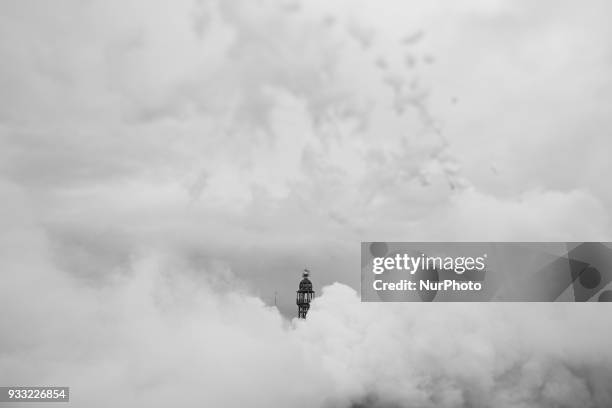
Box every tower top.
[296,268,315,319]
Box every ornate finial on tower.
[296,268,315,319]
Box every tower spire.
[296,268,315,319]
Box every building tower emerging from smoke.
[296,269,315,319]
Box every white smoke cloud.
[2,203,612,407]
[1,183,611,408]
[306,284,612,407]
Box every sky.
[1,0,612,406]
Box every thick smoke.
[308,285,612,408]
[2,213,612,408]
[1,185,611,408]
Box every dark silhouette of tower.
[296,268,315,319]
